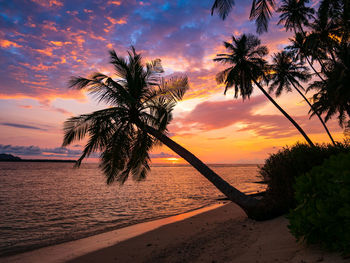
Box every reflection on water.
[0,162,265,256]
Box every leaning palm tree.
[214,34,314,146]
[286,33,325,81]
[269,51,335,145]
[307,43,350,127]
[62,47,275,220]
[276,0,328,83]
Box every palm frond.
[250,0,276,34]
[211,0,235,20]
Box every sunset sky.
[0,0,345,164]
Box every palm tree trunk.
[143,124,279,220]
[290,82,336,145]
[295,27,326,82]
[252,79,315,147]
[305,56,325,82]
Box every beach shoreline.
[2,202,348,263]
[1,203,226,263]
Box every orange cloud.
[35,47,54,56]
[19,105,33,109]
[19,62,56,71]
[42,20,58,32]
[108,1,121,5]
[106,16,127,25]
[0,90,86,102]
[50,41,72,46]
[31,0,63,8]
[20,80,49,86]
[0,39,22,48]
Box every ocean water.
[0,162,265,256]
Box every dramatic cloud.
[0,0,341,163]
[0,0,289,102]
[171,95,342,139]
[0,122,47,131]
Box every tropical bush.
[259,142,350,213]
[288,152,350,255]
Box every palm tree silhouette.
[276,0,328,83]
[211,0,276,34]
[277,0,314,34]
[211,0,235,20]
[308,43,350,127]
[62,47,270,219]
[269,51,335,145]
[286,33,325,81]
[214,34,314,146]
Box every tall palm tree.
[277,0,314,34]
[306,18,339,64]
[214,34,314,146]
[269,51,335,145]
[276,0,327,83]
[62,47,275,220]
[307,43,350,127]
[286,33,325,81]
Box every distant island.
[0,153,76,163]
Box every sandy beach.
[2,202,349,263]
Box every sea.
[0,162,265,257]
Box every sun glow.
[163,157,183,164]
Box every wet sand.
[2,203,348,263]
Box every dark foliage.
[288,152,350,255]
[259,143,350,213]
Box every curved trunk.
[290,82,336,145]
[295,27,326,82]
[143,124,278,220]
[305,56,326,82]
[252,79,315,147]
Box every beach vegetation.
[259,142,350,214]
[288,152,350,255]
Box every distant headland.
[0,153,76,163]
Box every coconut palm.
[276,0,328,82]
[269,51,335,145]
[62,47,275,220]
[306,18,339,64]
[308,43,350,127]
[214,34,314,146]
[286,33,325,81]
[277,0,314,34]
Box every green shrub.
[259,142,350,213]
[288,152,350,255]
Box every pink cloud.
[171,95,342,140]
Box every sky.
[0,0,345,164]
